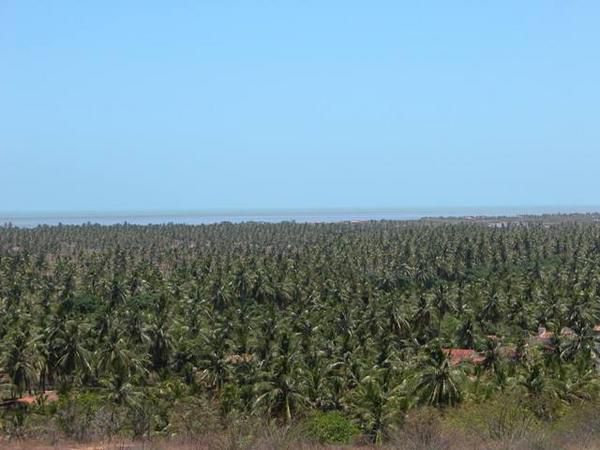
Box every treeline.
[1,220,600,446]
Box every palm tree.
[2,328,39,398]
[197,324,231,395]
[455,313,476,349]
[95,326,147,380]
[302,350,339,410]
[54,320,92,387]
[413,344,462,407]
[254,332,307,424]
[148,319,172,372]
[481,337,502,373]
[348,369,405,445]
[5,214,600,442]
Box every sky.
[1,1,600,213]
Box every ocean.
[2,206,600,228]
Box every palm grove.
[1,220,600,444]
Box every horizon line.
[2,204,600,220]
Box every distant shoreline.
[2,208,600,228]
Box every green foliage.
[2,220,600,445]
[413,344,462,407]
[303,411,359,444]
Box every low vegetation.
[2,219,600,448]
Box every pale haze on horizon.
[1,1,599,213]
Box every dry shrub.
[166,395,221,440]
[550,401,600,450]
[208,417,264,450]
[20,411,61,444]
[207,419,320,450]
[480,433,555,450]
[445,395,541,445]
[388,408,452,450]
[252,424,303,450]
[52,393,122,442]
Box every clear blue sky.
[2,1,599,213]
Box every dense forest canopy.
[2,220,600,445]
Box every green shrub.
[303,411,359,444]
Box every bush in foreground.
[302,411,359,445]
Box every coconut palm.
[348,369,406,445]
[413,344,463,407]
[254,332,307,424]
[2,329,39,398]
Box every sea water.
[2,206,600,228]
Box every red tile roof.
[443,348,485,366]
[15,391,58,405]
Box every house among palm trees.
[532,326,555,347]
[224,353,255,365]
[560,327,576,338]
[529,326,578,350]
[442,348,485,366]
